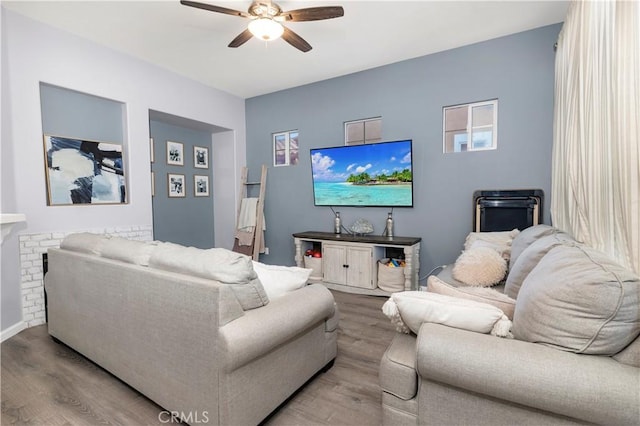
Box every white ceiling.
[2,0,569,98]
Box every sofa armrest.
[220,284,336,371]
[416,323,640,425]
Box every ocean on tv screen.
[310,139,413,207]
[313,181,412,206]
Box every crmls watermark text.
[159,411,209,424]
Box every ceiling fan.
[180,1,344,52]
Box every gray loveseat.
[45,233,338,425]
[380,225,640,425]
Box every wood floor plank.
[1,290,396,425]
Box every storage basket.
[377,258,405,292]
[304,256,323,282]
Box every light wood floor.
[1,290,396,425]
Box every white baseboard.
[1,321,27,342]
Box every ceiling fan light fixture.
[248,17,284,41]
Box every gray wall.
[246,24,561,282]
[150,120,214,248]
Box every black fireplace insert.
[473,189,544,232]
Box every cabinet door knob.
[343,264,349,268]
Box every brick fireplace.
[18,225,153,328]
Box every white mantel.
[1,214,26,243]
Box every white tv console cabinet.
[293,231,421,295]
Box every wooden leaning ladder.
[234,165,267,260]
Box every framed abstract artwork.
[166,141,184,166]
[194,146,209,169]
[43,135,127,206]
[168,173,185,198]
[194,175,210,197]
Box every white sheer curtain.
[551,0,640,274]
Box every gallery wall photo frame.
[194,146,209,169]
[166,140,184,166]
[43,134,128,206]
[194,175,210,197]
[168,173,186,198]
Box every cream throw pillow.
[427,275,516,319]
[464,229,520,260]
[252,261,311,300]
[452,246,507,287]
[382,291,512,337]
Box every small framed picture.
[149,137,155,163]
[194,146,209,169]
[166,141,184,166]
[168,173,185,197]
[194,175,210,197]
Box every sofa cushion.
[612,336,640,367]
[60,232,109,255]
[252,261,311,300]
[464,229,520,260]
[379,333,418,400]
[435,265,465,286]
[452,246,507,287]
[100,237,158,266]
[382,291,512,337]
[509,224,557,269]
[513,244,640,355]
[427,275,516,320]
[149,243,269,310]
[504,232,575,299]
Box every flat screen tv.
[310,139,413,207]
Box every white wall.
[1,8,247,334]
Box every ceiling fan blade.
[280,6,344,22]
[282,27,312,53]
[228,29,254,48]
[180,0,250,18]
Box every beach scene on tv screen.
[311,140,413,206]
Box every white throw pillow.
[427,275,516,320]
[252,261,311,300]
[382,291,512,337]
[452,246,507,287]
[464,229,520,260]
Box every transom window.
[443,100,498,153]
[273,130,299,167]
[344,117,382,145]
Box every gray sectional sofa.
[45,233,338,425]
[380,225,640,425]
